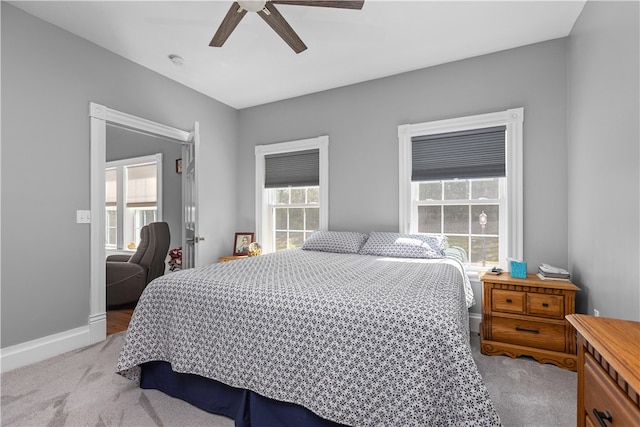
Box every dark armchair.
[106,221,171,308]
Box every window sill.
[463,264,498,281]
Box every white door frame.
[88,102,193,344]
[181,123,201,269]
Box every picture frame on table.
[234,232,254,255]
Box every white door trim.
[88,102,192,344]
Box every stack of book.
[537,263,571,281]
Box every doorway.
[107,306,135,335]
[89,102,200,343]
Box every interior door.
[182,122,201,268]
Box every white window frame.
[255,136,329,253]
[106,153,163,251]
[398,108,524,268]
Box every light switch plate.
[76,210,91,223]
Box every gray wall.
[106,126,184,251]
[237,39,570,314]
[1,3,238,348]
[567,1,640,320]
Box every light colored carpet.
[470,333,576,426]
[1,332,575,426]
[1,333,233,427]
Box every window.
[399,108,523,269]
[255,136,329,253]
[106,153,163,250]
[271,186,320,251]
[414,178,504,265]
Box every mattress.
[116,249,500,426]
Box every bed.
[116,231,501,426]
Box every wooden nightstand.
[480,272,580,371]
[218,255,248,263]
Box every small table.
[480,272,580,370]
[218,255,248,263]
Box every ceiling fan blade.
[258,3,307,53]
[210,2,248,47]
[270,0,364,9]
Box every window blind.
[411,126,506,181]
[126,163,157,207]
[265,149,319,188]
[105,169,117,207]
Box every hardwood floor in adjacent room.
[107,306,135,335]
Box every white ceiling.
[10,0,586,109]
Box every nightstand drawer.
[492,290,525,314]
[584,353,640,426]
[527,293,564,318]
[491,317,565,352]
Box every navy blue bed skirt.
[140,361,347,427]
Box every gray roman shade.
[105,168,117,207]
[411,126,506,181]
[265,149,319,188]
[126,163,157,207]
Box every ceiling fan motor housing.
[237,0,267,12]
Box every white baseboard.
[1,326,91,373]
[89,312,107,344]
[469,312,481,334]
[1,312,107,373]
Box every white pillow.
[301,231,369,254]
[358,231,447,259]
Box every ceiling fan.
[210,0,365,54]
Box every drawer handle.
[506,299,512,303]
[515,326,540,334]
[542,303,549,307]
[592,409,612,427]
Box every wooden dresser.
[566,314,640,427]
[480,273,580,370]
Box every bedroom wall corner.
[567,0,640,321]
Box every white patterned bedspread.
[116,249,501,426]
